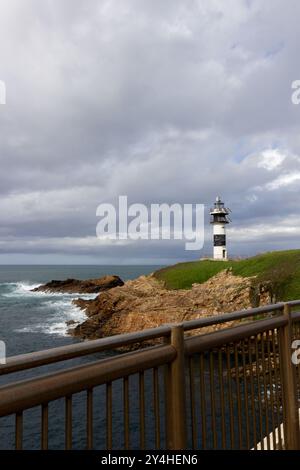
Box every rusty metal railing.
[1,301,300,449]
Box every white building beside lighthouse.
[210,196,231,260]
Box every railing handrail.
[0,309,293,419]
[185,315,288,355]
[287,300,300,307]
[182,302,285,331]
[1,300,300,450]
[0,301,295,376]
[0,324,172,376]
[0,344,176,417]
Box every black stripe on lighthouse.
[214,234,226,246]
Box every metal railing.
[1,301,300,450]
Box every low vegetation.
[154,250,300,301]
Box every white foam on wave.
[1,281,43,297]
[43,299,87,336]
[14,299,88,337]
[3,281,96,337]
[1,281,97,300]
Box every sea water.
[0,265,163,449]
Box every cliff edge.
[71,269,272,343]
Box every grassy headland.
[154,250,300,301]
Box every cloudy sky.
[0,0,300,264]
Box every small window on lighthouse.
[223,249,226,259]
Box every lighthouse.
[210,196,231,260]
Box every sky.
[0,0,300,265]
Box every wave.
[14,299,87,337]
[1,282,97,300]
[1,281,94,337]
[0,281,43,297]
[43,299,87,336]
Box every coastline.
[33,269,273,347]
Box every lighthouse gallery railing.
[1,301,300,450]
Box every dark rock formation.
[31,275,124,294]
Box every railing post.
[166,324,187,449]
[280,303,300,449]
[164,338,172,449]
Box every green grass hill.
[154,250,300,301]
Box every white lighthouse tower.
[210,196,231,260]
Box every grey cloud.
[0,0,300,263]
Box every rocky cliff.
[71,269,272,343]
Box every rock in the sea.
[31,275,124,294]
[71,270,273,343]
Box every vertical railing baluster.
[106,382,113,450]
[241,340,250,449]
[199,352,207,449]
[226,345,235,449]
[65,395,72,450]
[261,333,270,449]
[41,403,49,450]
[189,356,197,449]
[234,343,243,449]
[254,336,264,449]
[248,337,257,449]
[266,330,276,449]
[218,349,226,449]
[139,372,145,449]
[123,377,130,449]
[87,388,93,449]
[271,329,283,449]
[153,367,160,449]
[209,351,217,448]
[15,411,23,450]
[163,334,172,450]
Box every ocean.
[0,265,160,357]
[0,265,163,449]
